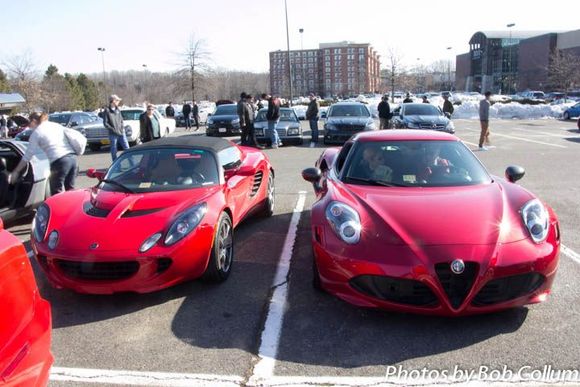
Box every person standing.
[478,91,492,151]
[305,93,320,144]
[102,94,129,161]
[422,95,429,104]
[244,94,260,148]
[139,104,162,143]
[262,93,282,148]
[442,95,454,116]
[165,102,175,118]
[192,100,200,130]
[237,92,248,145]
[377,95,391,129]
[403,93,413,103]
[182,101,192,130]
[0,115,7,138]
[8,112,78,195]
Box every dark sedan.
[392,103,455,133]
[323,102,376,144]
[206,104,241,136]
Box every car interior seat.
[0,157,10,207]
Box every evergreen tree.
[64,73,85,110]
[77,73,99,110]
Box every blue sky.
[1,0,578,76]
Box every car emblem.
[432,123,437,128]
[89,242,99,250]
[450,259,465,274]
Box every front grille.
[419,123,446,129]
[85,127,109,138]
[276,128,287,136]
[335,124,365,132]
[213,121,234,129]
[83,202,110,218]
[55,259,139,281]
[435,262,478,309]
[350,275,438,307]
[472,272,545,306]
[251,171,263,197]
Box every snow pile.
[452,100,570,119]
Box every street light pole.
[97,47,106,104]
[446,47,452,91]
[284,0,293,106]
[507,23,515,94]
[299,28,305,96]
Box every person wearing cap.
[403,93,413,103]
[305,93,320,144]
[377,94,391,129]
[102,94,129,161]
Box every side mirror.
[302,167,322,183]
[505,165,525,183]
[86,168,106,180]
[70,121,79,127]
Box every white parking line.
[249,191,307,385]
[461,128,567,148]
[562,244,580,265]
[27,250,33,258]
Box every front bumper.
[206,125,241,136]
[324,130,359,144]
[313,230,559,316]
[254,127,303,144]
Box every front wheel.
[202,212,234,282]
[262,173,274,217]
[563,112,570,120]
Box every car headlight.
[33,204,50,242]
[48,230,59,250]
[140,232,162,253]
[325,201,361,244]
[232,118,240,124]
[207,118,214,125]
[164,203,207,246]
[521,199,549,243]
[124,125,132,137]
[446,121,455,131]
[287,128,299,135]
[365,121,376,130]
[324,123,337,131]
[406,122,420,129]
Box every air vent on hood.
[251,171,263,197]
[83,202,111,218]
[121,208,163,218]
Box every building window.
[334,48,341,54]
[359,47,365,53]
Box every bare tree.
[547,49,580,91]
[176,34,211,102]
[383,47,406,102]
[3,51,41,111]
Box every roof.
[354,130,458,142]
[472,31,554,41]
[133,135,234,153]
[0,93,25,108]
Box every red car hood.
[45,187,220,252]
[345,182,531,246]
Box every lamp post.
[507,23,515,94]
[284,0,293,106]
[97,47,106,103]
[446,47,452,91]
[299,28,305,96]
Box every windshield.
[121,110,144,121]
[103,148,219,193]
[49,114,71,125]
[214,105,237,115]
[256,109,297,122]
[343,140,491,187]
[328,104,370,117]
[404,104,441,116]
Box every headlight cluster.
[446,121,455,131]
[406,122,420,129]
[521,199,549,243]
[324,123,336,131]
[325,201,361,244]
[287,128,300,135]
[365,121,376,130]
[33,204,50,242]
[164,203,207,246]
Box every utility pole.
[507,23,516,94]
[97,47,106,104]
[284,0,293,106]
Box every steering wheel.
[191,171,205,184]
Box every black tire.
[297,138,304,146]
[262,173,274,217]
[202,212,234,282]
[89,143,101,152]
[563,112,570,120]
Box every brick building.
[269,42,381,98]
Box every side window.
[335,142,354,174]
[218,147,242,170]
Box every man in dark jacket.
[377,95,391,129]
[237,92,248,144]
[442,95,454,116]
[192,100,200,130]
[403,93,413,103]
[102,94,128,161]
[243,94,260,148]
[305,93,320,144]
[140,104,162,143]
[165,102,175,118]
[262,93,282,148]
[182,101,192,130]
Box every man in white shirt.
[9,112,78,195]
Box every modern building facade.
[269,42,381,98]
[456,29,580,93]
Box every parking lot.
[8,118,580,386]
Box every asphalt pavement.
[8,118,580,386]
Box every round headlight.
[48,230,59,250]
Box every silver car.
[254,108,303,146]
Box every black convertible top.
[134,135,233,153]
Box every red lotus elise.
[302,130,560,316]
[0,219,52,386]
[31,136,274,294]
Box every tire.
[202,212,234,282]
[89,143,101,152]
[297,138,304,146]
[563,112,570,120]
[262,173,274,217]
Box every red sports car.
[302,130,560,316]
[0,219,52,386]
[31,136,274,294]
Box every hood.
[345,182,530,246]
[254,120,297,130]
[46,187,219,252]
[404,115,449,125]
[326,116,372,126]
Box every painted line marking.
[27,250,34,258]
[562,244,580,265]
[461,140,479,147]
[50,367,243,387]
[509,128,571,138]
[461,128,567,148]
[249,191,307,384]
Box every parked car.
[301,130,560,316]
[14,128,33,142]
[206,104,241,136]
[7,115,30,138]
[292,105,307,120]
[31,136,275,294]
[323,102,376,144]
[0,219,53,386]
[545,92,566,102]
[49,111,100,128]
[391,103,455,133]
[83,108,175,151]
[254,108,303,145]
[0,140,51,224]
[562,102,580,120]
[520,91,546,101]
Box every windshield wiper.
[346,176,408,187]
[100,179,134,193]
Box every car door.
[219,147,253,224]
